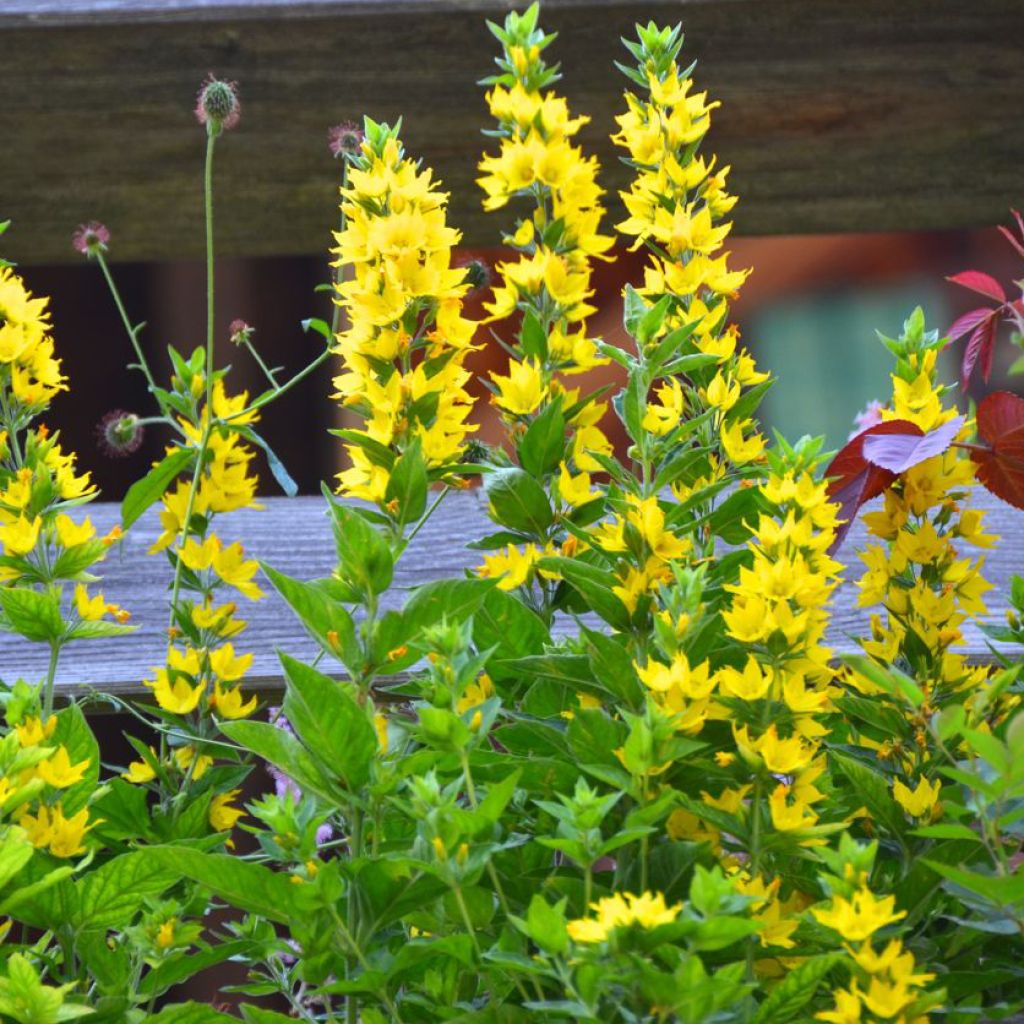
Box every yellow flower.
[74,584,108,621]
[19,803,95,858]
[456,674,495,714]
[811,887,906,942]
[490,358,546,417]
[209,683,258,720]
[54,514,95,548]
[567,891,680,943]
[721,420,766,464]
[892,776,941,819]
[36,746,90,788]
[212,541,264,602]
[174,745,213,780]
[642,379,684,436]
[208,643,253,683]
[147,668,204,716]
[0,515,41,556]
[768,784,818,832]
[557,462,594,508]
[816,987,863,1024]
[15,715,56,747]
[156,917,178,950]
[209,789,245,832]
[123,749,158,784]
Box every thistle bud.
[229,319,254,346]
[327,121,365,160]
[71,221,110,257]
[96,410,144,457]
[459,258,491,293]
[195,75,240,135]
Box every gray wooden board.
[0,487,1019,699]
[2,0,1023,264]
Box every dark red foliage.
[971,391,1024,510]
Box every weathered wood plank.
[1,0,1022,265]
[1,488,1018,699]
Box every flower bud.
[327,121,365,160]
[96,410,144,457]
[71,221,110,257]
[195,75,240,135]
[229,319,254,347]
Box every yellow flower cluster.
[814,886,935,1024]
[612,26,768,478]
[566,890,679,943]
[7,714,96,858]
[855,351,992,690]
[331,122,477,507]
[0,267,66,407]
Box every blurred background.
[17,224,1024,501]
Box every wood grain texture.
[1,0,1022,265]
[1,488,1018,699]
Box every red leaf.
[946,270,1006,303]
[948,307,995,342]
[962,315,998,388]
[972,391,1024,510]
[862,416,964,474]
[823,420,921,553]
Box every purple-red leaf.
[823,420,920,554]
[946,270,1007,303]
[971,391,1024,510]
[948,307,995,342]
[962,315,998,388]
[862,416,964,474]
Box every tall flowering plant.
[0,6,1019,1023]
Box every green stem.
[219,345,332,424]
[405,485,450,544]
[166,425,210,634]
[331,160,350,339]
[42,639,62,721]
[204,129,217,417]
[95,249,161,402]
[243,337,279,387]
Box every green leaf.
[145,847,300,924]
[538,556,631,630]
[261,562,359,671]
[63,619,137,641]
[0,587,64,643]
[400,578,495,636]
[238,428,299,497]
[485,468,553,535]
[326,498,394,598]
[280,652,377,792]
[74,851,180,929]
[122,446,195,529]
[386,439,428,526]
[518,400,565,477]
[50,704,99,815]
[139,940,258,999]
[830,750,905,836]
[751,953,844,1024]
[148,1003,240,1024]
[473,588,549,686]
[922,860,1024,906]
[842,655,924,708]
[219,719,340,806]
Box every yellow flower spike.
[36,746,90,789]
[0,515,41,556]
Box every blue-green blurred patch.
[749,281,951,450]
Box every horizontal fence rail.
[2,0,1023,264]
[2,488,1018,699]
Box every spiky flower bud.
[195,75,240,135]
[71,221,110,257]
[229,319,254,346]
[327,121,365,160]
[96,410,144,457]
